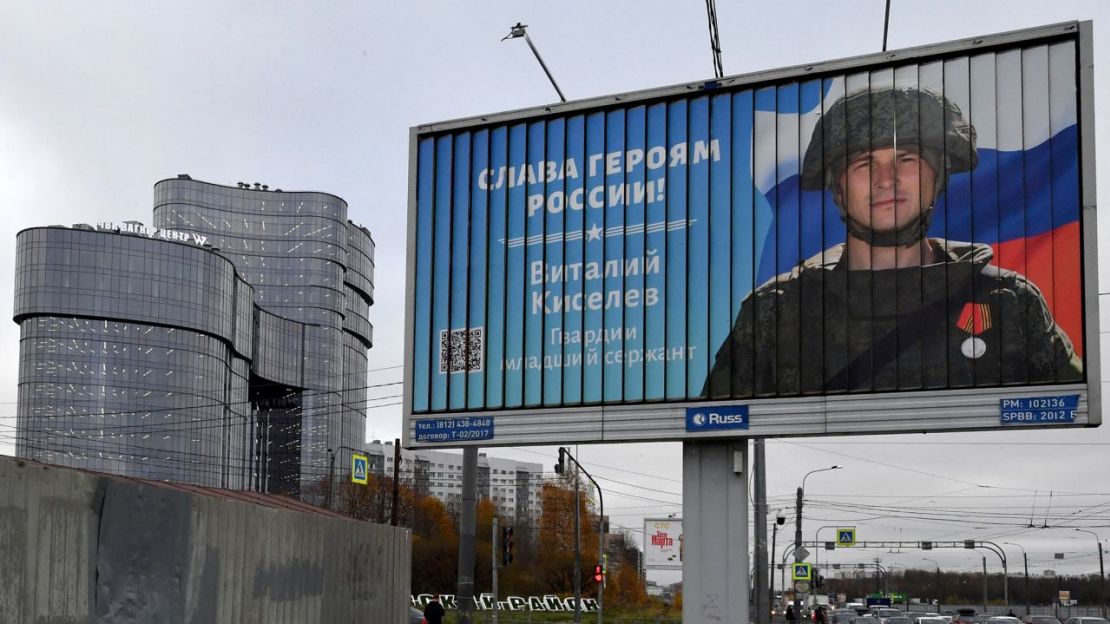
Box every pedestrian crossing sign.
[352,453,369,485]
[836,527,856,547]
[792,562,812,580]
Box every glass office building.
[13,176,375,495]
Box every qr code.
[439,327,483,374]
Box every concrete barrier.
[0,456,411,623]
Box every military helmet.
[799,86,978,191]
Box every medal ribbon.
[956,302,992,336]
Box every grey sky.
[3,1,1110,586]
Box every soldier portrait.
[704,85,1084,398]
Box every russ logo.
[686,405,749,432]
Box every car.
[1063,618,1110,624]
[852,617,880,624]
[1022,617,1060,624]
[877,609,905,624]
[409,606,424,624]
[888,616,914,624]
[984,617,1023,624]
[953,609,979,624]
[915,617,949,624]
[833,610,860,624]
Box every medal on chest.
[956,302,992,359]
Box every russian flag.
[751,41,1084,356]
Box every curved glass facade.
[153,178,374,492]
[14,228,253,487]
[14,177,375,495]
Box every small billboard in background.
[643,518,683,570]
[404,21,1098,447]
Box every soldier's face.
[835,147,937,238]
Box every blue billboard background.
[411,44,1083,414]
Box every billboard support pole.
[682,441,749,624]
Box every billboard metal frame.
[403,21,1099,448]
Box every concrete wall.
[0,456,411,623]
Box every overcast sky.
[4,1,1110,588]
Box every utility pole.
[794,485,803,614]
[754,440,768,624]
[456,447,478,623]
[1101,541,1106,618]
[574,465,582,624]
[492,516,500,624]
[1024,550,1030,615]
[327,448,336,510]
[771,511,785,612]
[390,438,401,526]
[795,466,842,613]
[982,556,988,613]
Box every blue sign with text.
[415,417,495,443]
[1000,395,1079,425]
[685,405,749,432]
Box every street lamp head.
[802,465,845,491]
[503,22,529,41]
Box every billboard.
[643,518,683,570]
[404,22,1098,446]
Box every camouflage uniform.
[703,238,1083,398]
[703,86,1083,398]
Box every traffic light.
[555,448,566,475]
[815,575,824,589]
[501,526,514,566]
[593,563,604,583]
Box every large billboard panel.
[404,22,1098,447]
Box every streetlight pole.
[1003,542,1029,616]
[1076,529,1106,618]
[795,466,843,614]
[976,542,1008,609]
[501,23,567,103]
[813,525,840,570]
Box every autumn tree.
[604,530,648,607]
[536,477,600,595]
[410,493,458,592]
